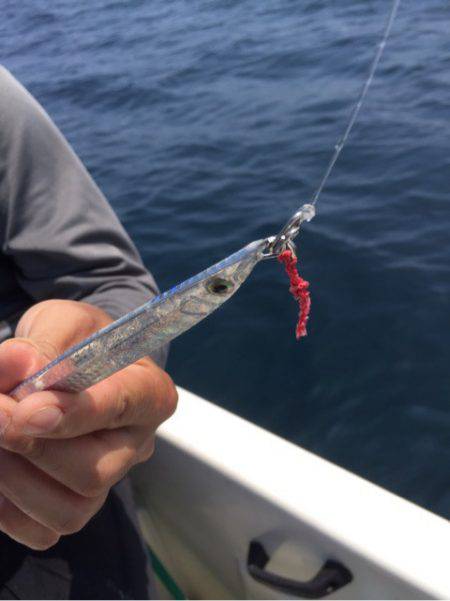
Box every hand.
[0,299,177,550]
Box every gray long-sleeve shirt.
[0,66,166,367]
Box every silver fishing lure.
[11,206,315,401]
[11,203,316,401]
[11,0,400,400]
[11,238,266,400]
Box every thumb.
[0,339,50,395]
[2,300,112,398]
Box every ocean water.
[2,0,449,519]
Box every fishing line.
[310,0,401,207]
[273,0,401,338]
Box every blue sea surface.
[2,0,449,518]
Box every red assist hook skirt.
[278,249,311,339]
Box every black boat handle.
[247,541,352,599]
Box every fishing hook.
[262,203,315,259]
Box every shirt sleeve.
[0,66,167,368]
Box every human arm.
[0,65,167,365]
[0,66,177,549]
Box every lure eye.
[206,277,234,295]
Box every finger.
[11,360,177,438]
[48,427,155,497]
[0,449,106,535]
[0,338,48,393]
[0,495,60,550]
[2,423,154,497]
[0,300,113,399]
[16,299,112,360]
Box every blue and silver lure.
[11,206,315,400]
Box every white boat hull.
[132,388,450,599]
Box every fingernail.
[24,406,63,435]
[0,410,11,436]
